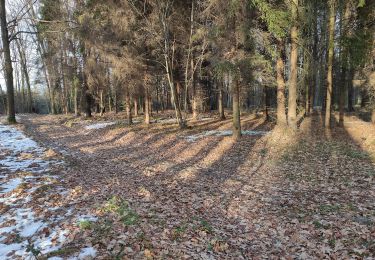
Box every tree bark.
[134,96,138,117]
[145,88,150,125]
[0,0,16,123]
[192,79,198,120]
[218,82,225,120]
[232,78,241,139]
[288,0,298,130]
[100,90,104,116]
[74,78,80,116]
[276,40,287,127]
[125,87,132,125]
[325,0,336,128]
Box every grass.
[78,220,93,230]
[318,204,341,215]
[172,224,188,240]
[45,247,78,258]
[102,196,139,226]
[192,217,213,234]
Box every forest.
[0,0,374,259]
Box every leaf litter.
[0,123,97,259]
[3,113,375,259]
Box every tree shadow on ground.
[20,112,375,258]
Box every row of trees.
[0,0,374,136]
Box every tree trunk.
[288,0,298,130]
[192,79,198,120]
[0,0,16,123]
[114,85,118,114]
[276,40,287,127]
[232,78,241,139]
[145,88,150,125]
[171,81,185,128]
[134,97,138,117]
[325,0,336,128]
[16,39,33,113]
[125,88,132,125]
[100,90,104,116]
[218,82,225,120]
[74,79,80,116]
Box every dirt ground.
[3,111,375,259]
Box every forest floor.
[0,111,374,259]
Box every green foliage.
[318,204,341,215]
[26,240,41,258]
[192,218,214,233]
[214,61,239,79]
[103,196,139,225]
[250,0,289,39]
[78,220,93,230]
[357,0,366,7]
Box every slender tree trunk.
[192,77,198,120]
[325,0,336,128]
[114,84,118,114]
[218,82,225,120]
[276,40,287,127]
[310,8,318,114]
[125,87,132,125]
[144,88,150,125]
[338,69,346,127]
[16,40,33,113]
[0,0,16,123]
[100,90,104,116]
[74,79,79,116]
[170,80,185,128]
[148,94,152,117]
[21,69,26,113]
[288,0,298,129]
[82,47,91,118]
[134,97,138,117]
[232,78,241,139]
[163,36,185,128]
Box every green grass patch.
[318,204,341,215]
[78,220,93,230]
[102,196,139,226]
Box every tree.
[325,0,336,128]
[288,0,299,129]
[0,0,16,123]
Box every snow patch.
[185,130,269,142]
[85,122,116,130]
[0,123,97,259]
[20,220,46,237]
[0,178,23,193]
[78,247,97,259]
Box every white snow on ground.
[77,247,97,259]
[157,117,213,124]
[85,122,116,130]
[0,122,95,259]
[185,130,269,142]
[0,178,23,193]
